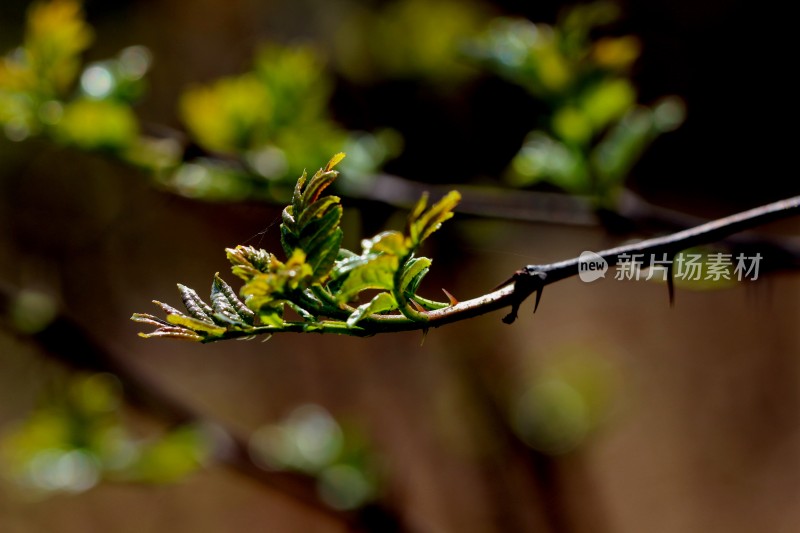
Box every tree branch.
[194,194,800,341]
[457,193,800,325]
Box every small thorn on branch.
[533,285,544,313]
[409,299,427,313]
[501,268,547,324]
[442,288,458,306]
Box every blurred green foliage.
[2,0,682,206]
[181,46,332,155]
[54,98,139,150]
[335,0,489,84]
[0,372,209,495]
[0,0,397,202]
[249,404,380,510]
[180,46,355,187]
[510,348,619,455]
[169,42,400,200]
[0,0,93,140]
[468,2,685,203]
[8,289,58,334]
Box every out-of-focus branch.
[350,173,597,226]
[137,124,800,269]
[351,174,800,273]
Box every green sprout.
[132,153,461,341]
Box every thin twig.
[451,194,800,325]
[350,174,597,226]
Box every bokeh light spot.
[81,65,115,99]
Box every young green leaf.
[211,274,255,326]
[280,154,346,280]
[400,256,432,296]
[293,205,343,277]
[366,231,408,256]
[336,255,398,302]
[325,152,347,171]
[133,153,466,342]
[331,253,377,281]
[137,327,204,342]
[407,191,461,250]
[240,250,313,312]
[177,284,214,322]
[166,313,227,336]
[226,245,273,281]
[346,292,398,328]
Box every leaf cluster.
[132,153,462,341]
[179,46,348,180]
[466,2,685,202]
[0,0,396,202]
[0,0,146,150]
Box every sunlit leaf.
[240,249,313,310]
[136,326,203,342]
[346,292,398,328]
[407,190,461,249]
[166,313,226,336]
[211,274,255,326]
[134,153,462,340]
[177,284,214,322]
[295,207,343,277]
[280,157,346,280]
[226,245,273,281]
[325,152,346,172]
[297,195,341,230]
[300,169,338,210]
[365,231,408,256]
[337,255,398,302]
[331,253,376,281]
[400,256,432,295]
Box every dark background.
[1,1,798,532]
